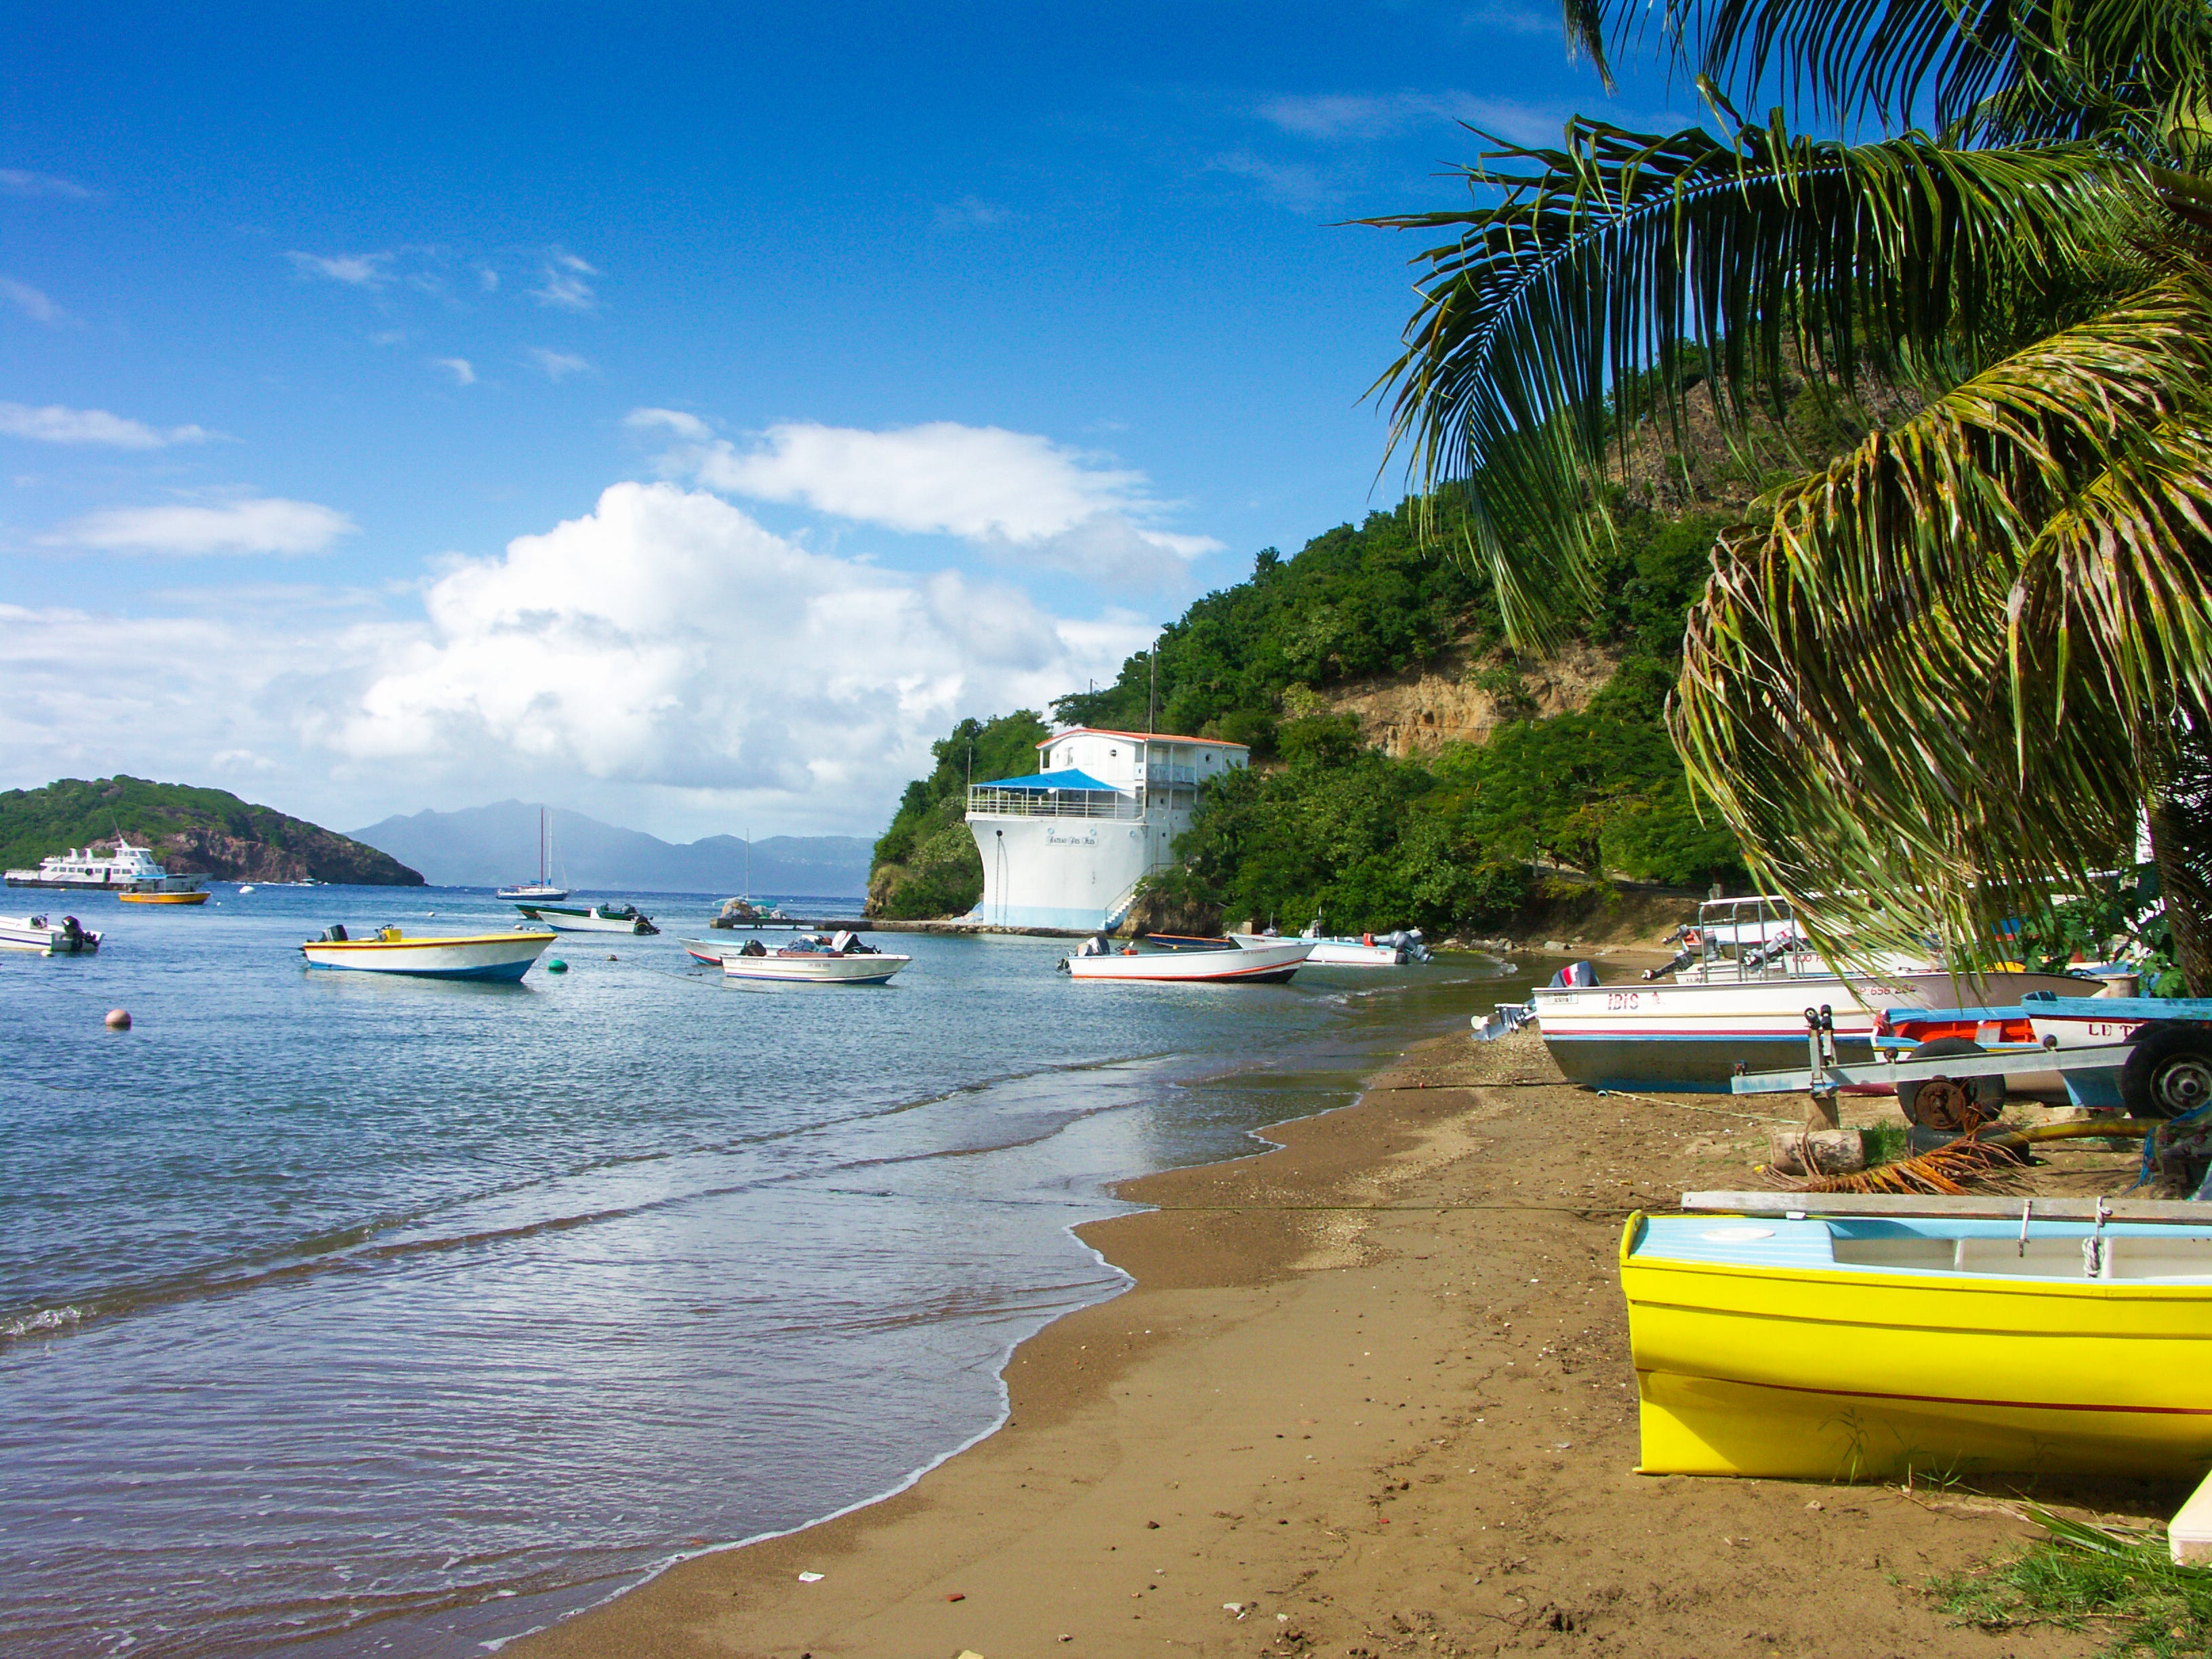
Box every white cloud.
[1462,2,1559,37]
[0,169,94,200]
[1208,151,1341,212]
[530,251,598,310]
[626,407,711,441]
[324,482,1145,797]
[0,403,211,449]
[647,417,1223,588]
[934,195,1010,230]
[286,250,392,287]
[49,497,358,557]
[526,347,590,382]
[432,356,476,386]
[476,266,500,291]
[1257,89,1566,148]
[1,277,66,325]
[0,483,1153,836]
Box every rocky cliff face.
[1318,639,1624,759]
[148,826,423,885]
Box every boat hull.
[720,953,908,985]
[514,905,656,934]
[1065,940,1314,983]
[1536,969,2088,1092]
[0,915,100,954]
[119,889,210,905]
[1622,1213,2212,1481]
[299,932,553,981]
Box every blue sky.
[3,1,1685,840]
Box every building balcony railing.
[1145,762,1200,783]
[967,785,1144,821]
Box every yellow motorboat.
[119,888,211,905]
[1621,1206,2212,1482]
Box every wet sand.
[512,1024,2177,1659]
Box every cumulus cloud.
[1,277,66,324]
[49,497,358,556]
[0,169,95,199]
[646,417,1222,588]
[531,251,598,310]
[0,483,1151,834]
[286,250,392,287]
[526,347,590,382]
[0,403,211,448]
[432,356,476,386]
[324,482,1146,796]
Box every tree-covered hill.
[1,777,424,885]
[866,488,1746,929]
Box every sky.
[1,1,1689,842]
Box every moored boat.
[298,924,554,981]
[5,836,205,897]
[119,888,211,905]
[0,913,101,954]
[1060,935,1314,983]
[1519,895,2086,1092]
[1621,1204,2212,1481]
[716,931,907,985]
[514,900,659,935]
[496,807,567,901]
[1234,918,1431,966]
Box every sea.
[0,886,1532,1657]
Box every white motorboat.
[496,807,568,901]
[1502,896,2089,1092]
[0,912,101,954]
[716,931,908,985]
[298,924,554,981]
[1060,935,1315,983]
[514,900,659,935]
[5,836,205,895]
[1234,918,1431,966]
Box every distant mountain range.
[349,801,872,895]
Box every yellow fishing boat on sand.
[1622,1197,2212,1483]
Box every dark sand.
[511,1022,2176,1659]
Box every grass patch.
[1862,1122,1912,1167]
[1935,1510,2212,1656]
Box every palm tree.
[1364,0,2212,989]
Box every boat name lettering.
[2086,1020,2143,1039]
[1606,991,1641,1011]
[1044,827,1099,847]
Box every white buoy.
[104,1008,132,1031]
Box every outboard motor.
[327,923,348,943]
[60,916,82,947]
[1548,960,1599,988]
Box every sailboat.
[497,806,568,901]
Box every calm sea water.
[0,886,1528,1657]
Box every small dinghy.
[710,930,907,985]
[1059,935,1314,983]
[298,924,554,981]
[514,901,659,935]
[1622,1200,2212,1481]
[0,913,101,954]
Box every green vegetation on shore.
[0,776,425,886]
[868,491,1748,931]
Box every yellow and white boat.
[1621,1206,2212,1481]
[298,924,554,981]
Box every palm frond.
[1361,119,2146,647]
[1671,276,2212,965]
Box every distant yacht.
[5,836,206,896]
[496,806,568,901]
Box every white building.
[964,728,1250,932]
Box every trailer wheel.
[1898,1038,2007,1131]
[2119,1025,2212,1120]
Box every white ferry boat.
[4,836,206,895]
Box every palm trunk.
[2148,723,2212,998]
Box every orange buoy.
[104,1008,132,1031]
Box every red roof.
[1038,727,1250,750]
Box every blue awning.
[974,768,1120,792]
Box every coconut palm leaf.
[1670,275,2212,962]
[1362,118,2144,647]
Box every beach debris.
[1778,1120,2150,1195]
[945,1592,966,1601]
[797,1571,824,1582]
[1225,1602,1244,1614]
[1767,1128,1866,1176]
[104,1008,131,1030]
[956,1650,988,1658]
[1146,1519,1160,1528]
[1058,1635,1073,1643]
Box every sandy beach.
[512,1011,2181,1659]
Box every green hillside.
[1,777,425,886]
[867,487,1746,933]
